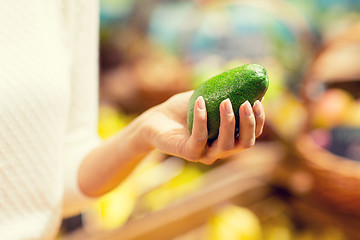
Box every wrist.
[125,109,155,153]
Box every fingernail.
[197,96,205,110]
[243,101,253,117]
[253,100,263,117]
[223,98,233,115]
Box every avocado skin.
[187,64,269,143]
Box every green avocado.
[187,63,269,143]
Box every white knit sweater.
[0,1,101,239]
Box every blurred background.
[59,0,360,239]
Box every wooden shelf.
[62,142,281,240]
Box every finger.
[199,143,219,165]
[202,145,234,164]
[198,139,220,165]
[238,101,256,149]
[217,98,236,151]
[187,96,208,160]
[253,100,265,138]
[199,157,218,165]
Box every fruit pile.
[203,203,346,240]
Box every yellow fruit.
[206,205,262,240]
[87,184,137,230]
[98,105,131,139]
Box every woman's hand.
[144,91,265,164]
[79,91,265,197]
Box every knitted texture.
[0,1,100,239]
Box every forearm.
[77,112,153,197]
[77,91,265,197]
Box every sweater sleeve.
[62,0,102,217]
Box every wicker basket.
[295,133,360,216]
[294,21,360,216]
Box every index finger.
[187,96,208,160]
